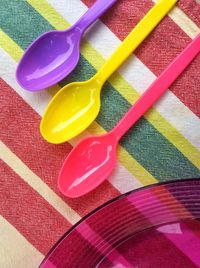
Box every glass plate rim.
[40,177,200,266]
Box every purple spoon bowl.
[16,0,117,91]
[16,28,81,91]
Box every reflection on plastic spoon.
[16,0,117,91]
[51,87,97,135]
[25,48,74,81]
[69,144,113,191]
[58,34,200,198]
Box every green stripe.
[1,1,199,180]
[0,0,52,50]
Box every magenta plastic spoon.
[16,0,117,91]
[58,33,200,198]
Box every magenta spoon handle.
[74,0,117,34]
[113,33,200,140]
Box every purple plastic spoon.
[16,0,117,91]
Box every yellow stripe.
[0,141,81,224]
[27,0,200,169]
[27,0,70,29]
[0,35,156,186]
[0,30,23,61]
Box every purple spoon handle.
[113,33,200,140]
[74,0,117,34]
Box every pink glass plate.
[40,179,200,268]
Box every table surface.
[0,0,200,267]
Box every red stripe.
[82,0,200,117]
[0,161,71,255]
[178,0,200,27]
[0,79,120,216]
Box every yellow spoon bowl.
[40,0,177,144]
[41,77,101,143]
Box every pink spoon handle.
[74,0,117,34]
[113,33,200,140]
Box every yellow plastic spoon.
[40,0,177,144]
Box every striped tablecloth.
[0,0,200,267]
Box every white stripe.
[0,48,142,193]
[163,5,200,39]
[46,0,200,149]
[0,215,43,268]
[108,164,143,193]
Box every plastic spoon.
[58,33,200,198]
[40,0,177,144]
[16,0,117,91]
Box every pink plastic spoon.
[59,33,200,198]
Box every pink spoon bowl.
[58,33,200,198]
[59,134,117,197]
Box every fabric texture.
[0,0,200,267]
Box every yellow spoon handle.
[96,0,177,84]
